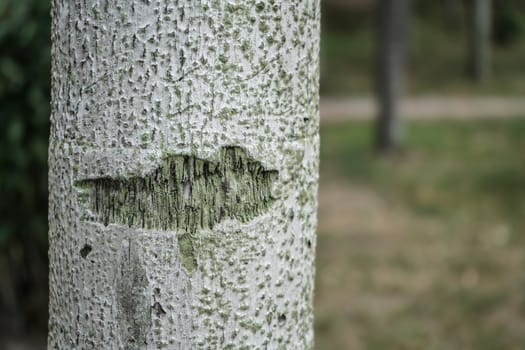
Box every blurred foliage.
[493,1,525,46]
[0,0,50,332]
[321,0,525,95]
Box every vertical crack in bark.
[115,240,150,349]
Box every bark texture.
[467,0,491,82]
[49,1,320,349]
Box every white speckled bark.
[49,1,320,349]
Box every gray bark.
[375,0,409,152]
[48,1,320,349]
[467,0,492,82]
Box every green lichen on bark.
[177,233,197,272]
[77,146,278,272]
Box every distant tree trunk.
[467,0,492,82]
[48,1,320,349]
[375,0,409,153]
[443,0,465,31]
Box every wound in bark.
[76,146,278,272]
[77,146,277,232]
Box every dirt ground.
[320,96,525,122]
[315,182,443,349]
[315,179,525,350]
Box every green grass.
[315,119,525,350]
[320,118,525,226]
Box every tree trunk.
[443,0,465,32]
[48,1,320,349]
[375,0,409,153]
[467,0,491,82]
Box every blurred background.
[1,0,525,349]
